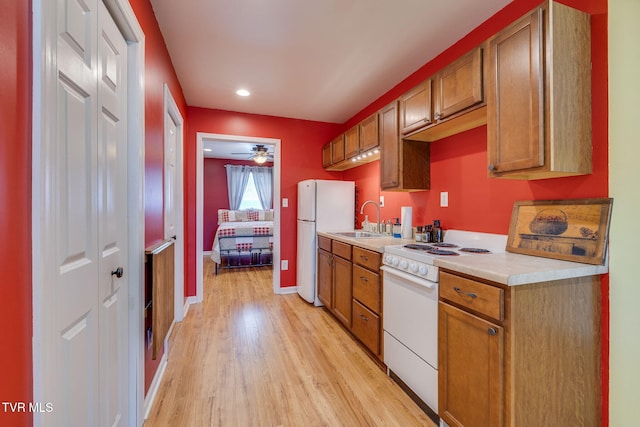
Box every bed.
[210,209,274,273]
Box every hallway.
[144,259,434,426]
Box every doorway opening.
[196,133,282,301]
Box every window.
[238,172,263,210]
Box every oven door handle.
[381,265,437,289]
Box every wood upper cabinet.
[400,79,433,135]
[487,1,592,179]
[321,143,332,168]
[344,125,360,159]
[434,46,484,121]
[359,113,379,152]
[438,269,601,426]
[330,134,345,165]
[379,100,430,192]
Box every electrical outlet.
[440,191,449,207]
[281,260,288,270]
[379,195,385,207]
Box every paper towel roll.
[401,206,413,239]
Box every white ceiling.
[203,139,274,160]
[150,0,512,126]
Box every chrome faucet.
[360,200,380,233]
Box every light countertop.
[317,230,608,286]
[434,252,608,286]
[317,230,413,253]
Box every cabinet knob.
[488,328,497,336]
[488,164,497,172]
[435,112,441,120]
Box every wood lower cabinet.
[487,1,591,179]
[438,270,601,427]
[317,236,384,361]
[333,253,352,328]
[351,247,383,359]
[317,237,352,328]
[317,247,333,307]
[439,302,504,427]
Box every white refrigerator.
[297,179,355,305]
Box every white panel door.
[97,2,129,426]
[45,1,129,425]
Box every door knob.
[111,267,124,278]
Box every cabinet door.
[359,113,379,152]
[487,8,544,174]
[439,302,504,427]
[400,79,433,135]
[344,126,360,159]
[333,255,352,328]
[317,248,333,308]
[379,101,400,189]
[322,143,332,168]
[434,47,484,121]
[331,134,345,164]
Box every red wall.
[0,1,32,425]
[186,107,342,291]
[128,0,189,394]
[203,158,274,251]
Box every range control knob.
[418,265,429,276]
[384,255,393,264]
[399,260,409,269]
[391,256,399,266]
[409,263,419,273]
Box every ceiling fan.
[232,144,274,164]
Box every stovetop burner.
[402,244,460,256]
[459,248,491,253]
[431,242,459,248]
[425,248,459,256]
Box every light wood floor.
[144,258,435,426]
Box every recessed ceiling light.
[236,89,250,97]
[204,148,212,152]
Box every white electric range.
[381,230,507,423]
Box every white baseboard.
[203,250,212,256]
[183,296,197,317]
[143,351,168,420]
[277,286,298,295]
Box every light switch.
[282,198,288,207]
[440,192,449,207]
[281,260,288,270]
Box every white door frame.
[31,0,146,426]
[163,84,186,322]
[196,133,281,301]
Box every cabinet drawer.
[332,240,352,260]
[352,300,380,355]
[318,235,332,252]
[439,271,503,322]
[353,246,381,271]
[352,265,380,313]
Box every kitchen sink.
[331,231,383,238]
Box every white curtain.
[225,165,251,210]
[251,166,273,210]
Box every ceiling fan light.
[253,154,268,164]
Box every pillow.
[218,209,274,224]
